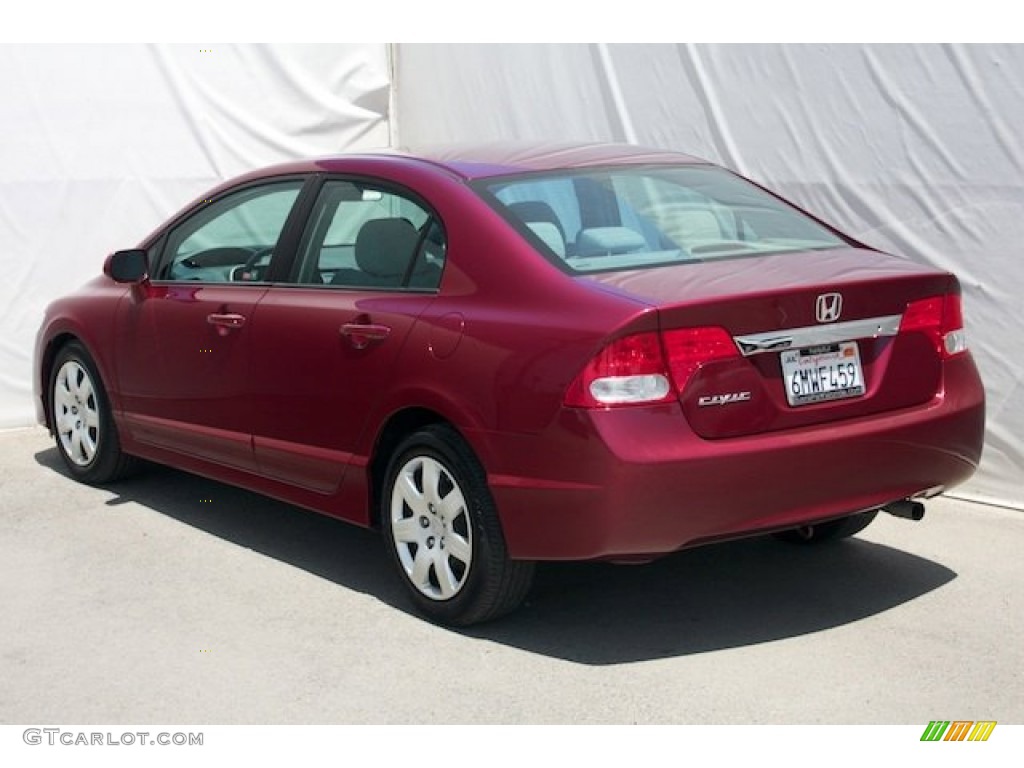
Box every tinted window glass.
[291,180,445,290]
[483,166,846,273]
[156,181,303,282]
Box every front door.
[115,179,306,471]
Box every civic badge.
[815,292,843,323]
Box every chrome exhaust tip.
[884,499,926,521]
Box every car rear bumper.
[480,355,985,560]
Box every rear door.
[115,179,306,470]
[248,178,444,493]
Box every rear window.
[478,165,847,273]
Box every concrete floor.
[1,426,1021,724]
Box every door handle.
[341,322,392,350]
[207,312,247,335]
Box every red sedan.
[34,143,986,625]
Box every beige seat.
[672,209,723,244]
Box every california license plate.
[781,342,865,407]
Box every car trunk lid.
[580,247,961,438]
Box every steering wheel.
[231,246,275,282]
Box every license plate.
[781,342,865,407]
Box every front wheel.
[49,341,135,484]
[772,510,879,545]
[382,425,534,626]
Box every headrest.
[674,209,723,240]
[506,200,564,238]
[355,218,419,277]
[525,221,566,258]
[575,227,647,257]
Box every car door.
[248,178,444,494]
[115,178,307,470]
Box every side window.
[291,180,446,291]
[154,181,303,282]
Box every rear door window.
[289,180,445,291]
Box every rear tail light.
[899,294,968,358]
[565,326,738,408]
[661,327,739,392]
[564,332,672,407]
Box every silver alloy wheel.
[390,455,473,601]
[53,360,100,466]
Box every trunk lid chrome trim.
[733,314,902,356]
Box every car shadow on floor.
[36,448,957,666]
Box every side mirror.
[104,249,149,283]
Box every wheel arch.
[367,406,494,530]
[368,407,450,529]
[38,332,82,431]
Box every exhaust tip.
[884,499,926,521]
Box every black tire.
[49,341,135,484]
[382,424,534,626]
[772,510,879,545]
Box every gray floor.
[1,426,1021,724]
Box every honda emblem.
[815,292,843,323]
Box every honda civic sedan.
[34,142,986,625]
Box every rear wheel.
[773,510,879,545]
[50,341,135,484]
[382,424,534,626]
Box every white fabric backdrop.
[1,43,1019,509]
[397,44,1023,509]
[0,43,391,427]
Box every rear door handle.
[341,322,392,349]
[207,313,247,334]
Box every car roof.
[239,142,710,184]
[398,142,710,179]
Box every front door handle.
[207,312,247,335]
[341,322,392,350]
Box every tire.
[382,424,534,626]
[49,341,135,484]
[772,510,879,545]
